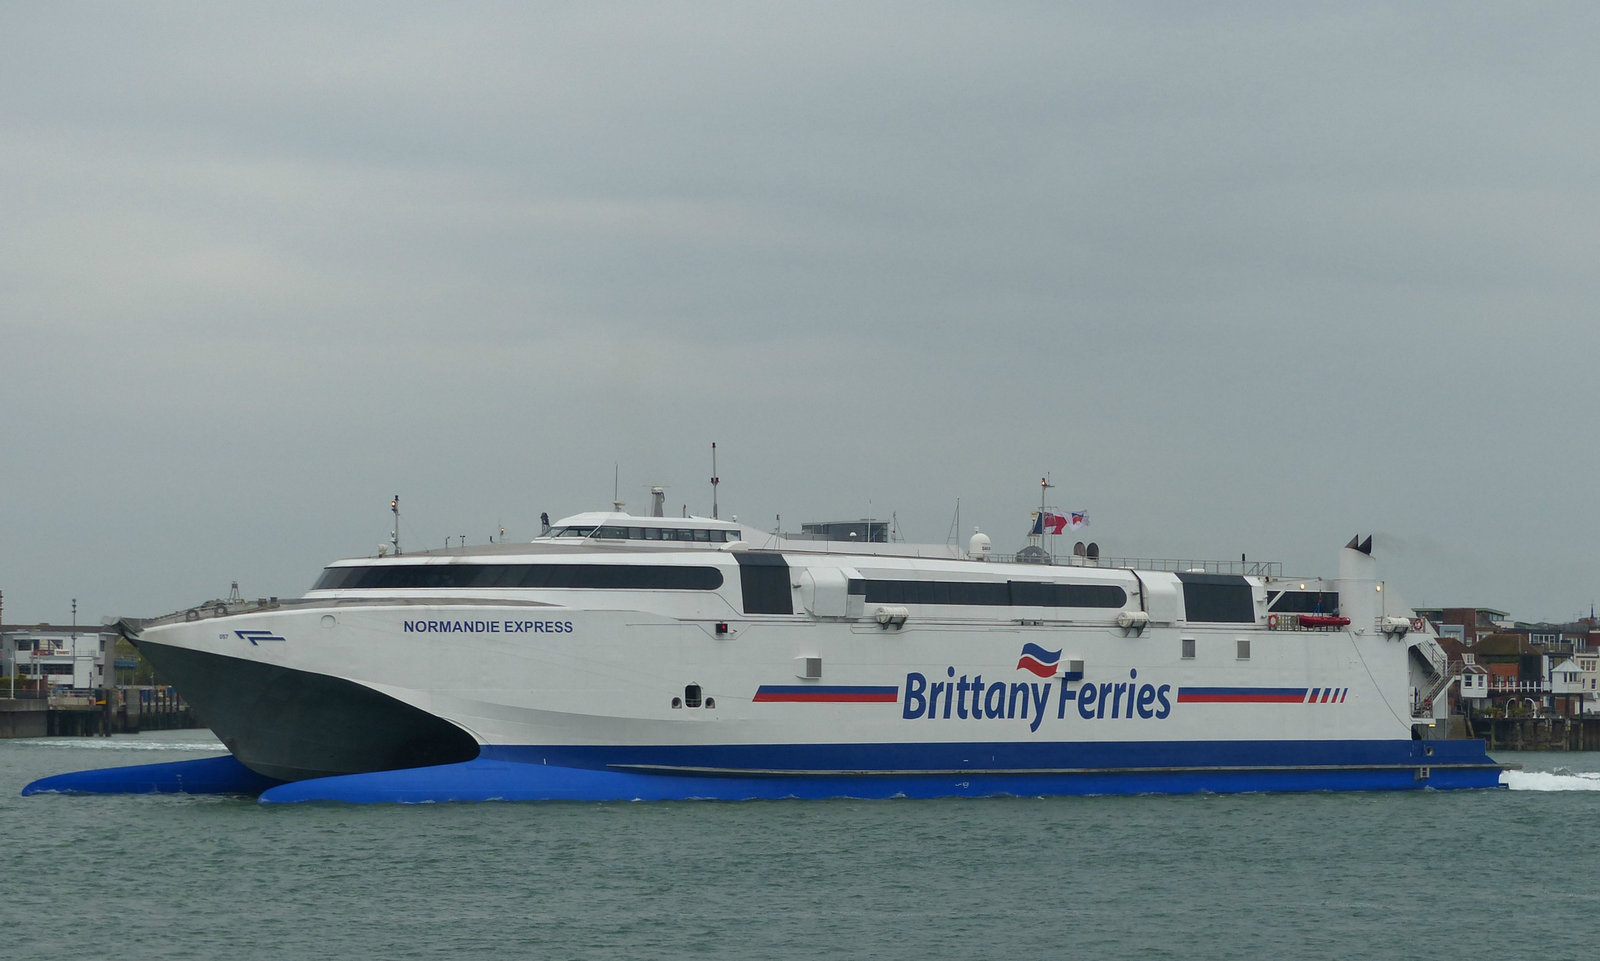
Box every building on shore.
[1422,611,1599,719]
[1,623,117,692]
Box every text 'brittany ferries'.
[903,643,1173,733]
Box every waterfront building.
[1,624,115,691]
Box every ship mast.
[1030,474,1054,550]
[710,441,720,520]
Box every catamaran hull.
[22,609,1503,802]
[23,527,1506,803]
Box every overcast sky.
[4,2,1598,626]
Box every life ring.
[1267,614,1279,629]
[1422,698,1433,712]
[1411,617,1426,633]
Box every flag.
[1016,643,1063,678]
[1030,510,1084,535]
[1031,511,1069,535]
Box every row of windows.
[859,579,1128,609]
[547,525,741,543]
[313,563,725,592]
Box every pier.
[1469,715,1600,752]
[0,687,197,738]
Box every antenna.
[710,441,719,520]
[390,494,402,556]
[612,464,625,512]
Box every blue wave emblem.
[1016,642,1062,678]
[235,630,286,646]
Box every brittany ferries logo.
[902,643,1173,733]
[1015,643,1061,678]
[755,645,1343,729]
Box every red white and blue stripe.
[1015,643,1062,678]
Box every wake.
[1503,769,1600,791]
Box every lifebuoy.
[1267,614,1279,629]
[1422,698,1433,712]
[1411,617,1426,633]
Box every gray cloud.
[4,2,1599,623]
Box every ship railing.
[1415,638,1449,678]
[1416,667,1459,709]
[982,553,1282,577]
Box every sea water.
[3,731,1596,961]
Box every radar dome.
[967,530,992,560]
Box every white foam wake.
[1503,769,1600,791]
[20,737,223,752]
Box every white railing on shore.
[1487,678,1550,694]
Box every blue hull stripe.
[257,754,1502,804]
[24,739,1504,804]
[479,737,1497,774]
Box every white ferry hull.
[24,519,1504,802]
[113,597,1497,802]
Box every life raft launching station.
[25,488,1503,802]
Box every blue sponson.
[21,755,283,796]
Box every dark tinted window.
[736,553,793,614]
[1177,572,1255,622]
[1266,590,1340,615]
[313,563,723,591]
[859,579,1123,608]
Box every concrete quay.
[0,689,198,738]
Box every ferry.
[25,489,1504,802]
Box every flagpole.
[1037,474,1054,554]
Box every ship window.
[736,553,794,614]
[1267,590,1340,615]
[312,563,724,591]
[645,528,663,540]
[1182,638,1196,659]
[594,526,627,539]
[857,579,1123,608]
[1236,639,1251,660]
[685,684,703,708]
[1177,573,1254,623]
